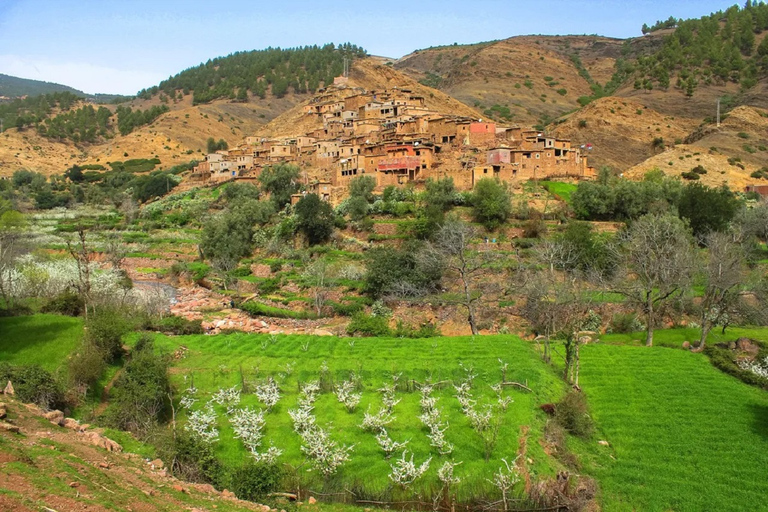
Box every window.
[535,153,540,159]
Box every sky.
[0,0,738,95]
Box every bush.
[328,300,365,316]
[0,363,64,410]
[347,312,391,337]
[68,342,107,388]
[392,320,441,338]
[41,291,84,316]
[156,429,225,485]
[554,391,594,438]
[229,462,284,501]
[103,339,170,437]
[609,312,643,334]
[705,344,768,391]
[85,309,131,363]
[681,171,700,180]
[149,315,204,335]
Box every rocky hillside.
[0,397,275,512]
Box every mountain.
[0,73,84,98]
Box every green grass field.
[149,332,565,500]
[573,343,768,512]
[540,181,578,204]
[0,314,82,371]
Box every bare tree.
[428,220,498,335]
[104,234,128,270]
[0,211,28,308]
[614,213,695,347]
[303,258,331,316]
[67,227,92,318]
[697,231,746,349]
[520,269,593,386]
[538,239,579,275]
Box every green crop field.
[149,332,565,500]
[540,181,577,204]
[572,342,768,512]
[0,314,83,372]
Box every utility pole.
[717,97,720,128]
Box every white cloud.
[0,55,165,95]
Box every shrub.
[68,342,107,388]
[578,119,587,128]
[328,300,365,316]
[150,315,204,335]
[691,165,707,175]
[681,171,700,180]
[229,462,284,501]
[0,363,64,410]
[347,312,391,337]
[41,291,84,316]
[156,429,225,485]
[103,339,170,437]
[85,309,131,363]
[609,312,642,333]
[705,344,768,391]
[554,391,594,438]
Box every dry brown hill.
[395,35,647,126]
[254,58,483,139]
[549,97,697,170]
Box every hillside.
[0,73,83,99]
[549,97,697,170]
[0,397,282,512]
[396,35,631,126]
[253,57,483,138]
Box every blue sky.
[0,0,737,95]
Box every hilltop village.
[188,80,596,202]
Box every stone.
[62,418,81,430]
[150,458,165,470]
[172,484,185,493]
[3,381,14,396]
[0,422,20,433]
[83,432,122,452]
[0,402,6,420]
[598,440,610,446]
[44,410,65,425]
[98,462,110,469]
[539,403,556,415]
[308,497,317,505]
[222,489,236,498]
[682,341,691,349]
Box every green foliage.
[677,182,740,237]
[157,429,225,485]
[229,462,284,501]
[0,362,64,409]
[258,163,300,209]
[108,158,161,173]
[363,243,442,299]
[206,137,229,153]
[635,4,768,94]
[140,43,367,104]
[554,391,594,438]
[704,343,768,390]
[145,316,204,335]
[470,178,511,230]
[608,312,643,334]
[104,339,170,437]
[347,175,376,222]
[571,174,682,221]
[346,311,391,336]
[558,221,618,276]
[0,92,81,135]
[238,300,316,319]
[115,105,169,135]
[41,291,84,317]
[419,72,443,88]
[483,104,513,121]
[294,193,335,245]
[84,309,131,363]
[201,204,258,272]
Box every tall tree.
[616,213,695,346]
[470,178,511,230]
[294,193,335,246]
[258,164,301,210]
[697,231,746,349]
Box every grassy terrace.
[573,342,768,512]
[149,332,564,500]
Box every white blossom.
[375,429,408,458]
[254,378,281,410]
[389,451,431,487]
[185,406,219,443]
[437,460,462,486]
[230,407,266,451]
[738,356,768,379]
[335,379,362,412]
[360,406,394,432]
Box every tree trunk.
[645,300,654,347]
[698,321,711,350]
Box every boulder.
[0,421,20,433]
[83,431,122,452]
[3,381,14,396]
[150,458,165,470]
[308,496,317,505]
[61,418,82,431]
[44,410,65,425]
[0,402,6,420]
[682,341,691,349]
